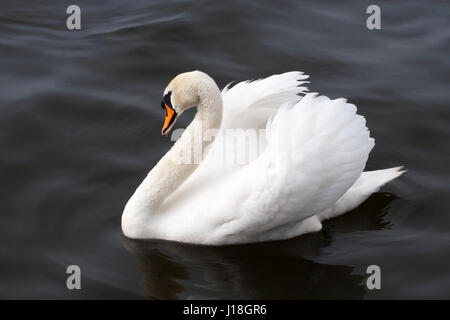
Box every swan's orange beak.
[161,103,176,135]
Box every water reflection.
[124,193,397,299]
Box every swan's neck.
[123,79,222,227]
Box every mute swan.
[122,71,404,245]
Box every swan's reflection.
[124,193,397,299]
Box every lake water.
[0,0,449,299]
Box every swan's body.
[122,71,404,245]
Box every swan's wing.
[220,71,309,130]
[165,72,310,221]
[217,94,373,243]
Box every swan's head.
[160,71,212,135]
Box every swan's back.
[216,94,372,243]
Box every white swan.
[122,71,404,245]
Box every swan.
[122,70,404,245]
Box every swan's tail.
[357,166,406,193]
[318,166,406,221]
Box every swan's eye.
[161,91,173,109]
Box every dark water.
[1,0,449,299]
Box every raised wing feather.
[220,71,309,130]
